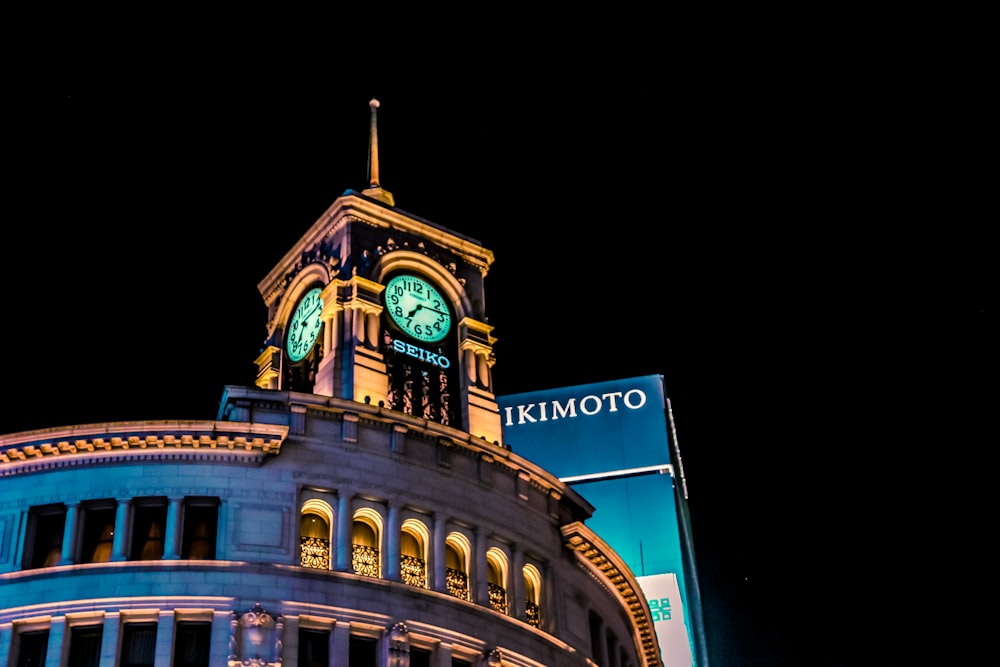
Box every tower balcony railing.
[401,554,427,588]
[488,582,508,614]
[352,544,380,578]
[445,567,470,600]
[300,536,330,570]
[526,600,541,628]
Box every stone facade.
[0,386,661,666]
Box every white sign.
[637,572,696,667]
[502,388,648,425]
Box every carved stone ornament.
[388,621,410,667]
[486,647,503,666]
[228,602,283,667]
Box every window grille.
[445,567,470,600]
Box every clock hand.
[407,304,423,317]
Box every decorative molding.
[562,522,661,667]
[0,422,288,476]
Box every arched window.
[523,563,543,628]
[300,504,332,569]
[486,548,509,614]
[400,519,429,588]
[352,508,382,578]
[444,533,471,601]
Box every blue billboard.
[498,375,704,667]
[499,374,672,476]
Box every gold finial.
[363,98,395,206]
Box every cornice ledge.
[561,521,662,667]
[0,420,289,473]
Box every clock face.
[286,287,323,362]
[384,274,452,343]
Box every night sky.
[3,62,990,666]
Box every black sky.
[2,56,992,666]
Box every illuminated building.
[0,100,679,666]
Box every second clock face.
[384,274,452,343]
[286,287,323,362]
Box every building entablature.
[258,191,494,314]
[0,420,289,476]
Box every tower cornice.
[259,191,494,304]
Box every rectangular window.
[348,635,377,667]
[298,627,330,667]
[411,647,432,667]
[79,500,116,564]
[24,504,66,569]
[130,498,168,560]
[16,629,49,667]
[121,622,157,667]
[182,497,219,560]
[67,625,103,667]
[173,621,211,667]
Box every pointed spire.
[363,98,395,206]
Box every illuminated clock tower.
[254,99,502,445]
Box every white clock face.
[384,274,452,343]
[286,287,323,362]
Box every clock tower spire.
[253,100,502,445]
[362,98,395,207]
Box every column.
[464,348,476,385]
[434,642,453,667]
[164,497,182,560]
[324,306,342,356]
[365,308,380,350]
[111,498,130,561]
[343,308,355,349]
[100,614,121,664]
[46,617,67,667]
[511,547,525,621]
[476,352,490,390]
[385,502,401,582]
[331,622,350,667]
[154,611,174,666]
[432,514,447,593]
[212,612,232,664]
[281,616,300,667]
[474,527,489,606]
[59,503,78,565]
[352,305,365,346]
[542,563,554,634]
[335,492,353,572]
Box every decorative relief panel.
[228,602,283,667]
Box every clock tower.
[253,99,502,445]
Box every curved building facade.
[1,388,659,666]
